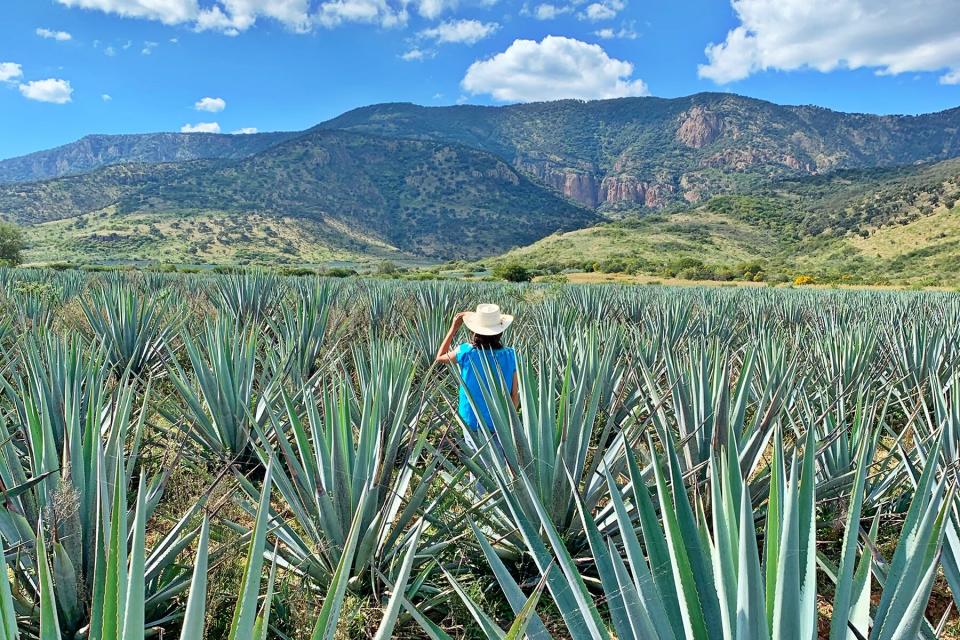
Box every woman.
[435,303,519,433]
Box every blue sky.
[1,0,959,159]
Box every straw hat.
[463,303,514,336]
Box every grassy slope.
[492,159,960,285]
[23,206,410,266]
[493,211,773,267]
[794,203,960,284]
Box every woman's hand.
[437,312,468,364]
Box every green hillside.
[492,158,960,286]
[2,130,595,263]
[1,92,959,273]
[320,94,960,210]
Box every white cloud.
[942,69,960,85]
[700,0,960,84]
[101,93,112,101]
[231,127,258,134]
[141,40,159,54]
[528,3,570,19]
[19,78,74,104]
[181,121,221,133]
[197,0,312,34]
[462,36,649,102]
[104,46,116,56]
[195,96,226,112]
[401,47,433,61]
[36,28,73,41]
[416,0,457,19]
[0,62,23,83]
[315,0,407,28]
[580,0,624,21]
[419,19,498,45]
[594,22,636,39]
[55,0,199,24]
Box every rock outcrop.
[515,160,600,207]
[676,106,723,149]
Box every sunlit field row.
[1,268,959,639]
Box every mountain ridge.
[0,130,301,184]
[1,91,959,274]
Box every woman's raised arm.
[435,312,467,364]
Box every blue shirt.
[456,343,517,431]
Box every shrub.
[493,263,532,282]
[324,267,357,278]
[794,274,814,286]
[0,221,26,266]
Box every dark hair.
[471,332,504,350]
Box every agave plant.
[168,316,279,463]
[266,279,342,384]
[81,281,179,377]
[237,341,451,603]
[178,461,426,640]
[213,271,285,326]
[0,378,200,639]
[447,419,952,640]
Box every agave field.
[1,268,960,639]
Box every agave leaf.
[252,548,279,640]
[178,517,210,640]
[228,462,274,640]
[772,457,801,640]
[374,519,425,640]
[311,480,372,640]
[735,479,767,640]
[36,519,61,640]
[51,543,81,632]
[649,435,710,640]
[0,533,19,640]
[829,437,871,640]
[120,476,147,640]
[504,568,551,640]
[470,521,552,640]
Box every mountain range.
[1,92,959,278]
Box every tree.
[0,221,26,266]
[493,263,532,283]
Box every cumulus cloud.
[419,19,498,44]
[401,47,433,61]
[593,23,637,39]
[55,0,198,24]
[197,0,312,34]
[57,0,315,34]
[315,0,406,28]
[19,78,74,104]
[462,36,649,102]
[181,121,221,133]
[36,28,73,41]
[0,62,23,83]
[526,3,571,20]
[101,93,112,101]
[415,0,458,20]
[942,69,960,85]
[195,96,226,112]
[700,0,960,84]
[580,0,623,21]
[232,127,258,134]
